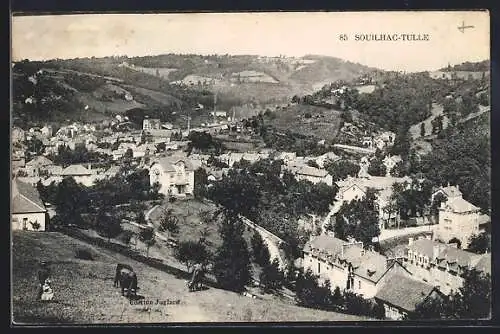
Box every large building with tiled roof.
[435,189,487,249]
[11,178,47,231]
[333,175,411,231]
[303,234,411,298]
[149,156,195,197]
[375,274,444,320]
[403,236,490,295]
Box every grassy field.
[12,231,369,324]
[269,104,343,142]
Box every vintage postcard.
[11,11,491,325]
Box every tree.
[295,269,332,309]
[251,232,271,267]
[136,210,147,225]
[448,237,462,249]
[467,232,491,254]
[411,269,491,320]
[367,157,386,176]
[420,122,426,137]
[193,167,208,199]
[54,177,89,227]
[324,160,360,182]
[158,209,180,236]
[124,148,133,160]
[455,269,491,319]
[391,125,411,159]
[175,240,212,273]
[156,142,166,153]
[335,188,380,246]
[213,211,252,292]
[96,209,123,242]
[307,160,320,168]
[139,226,156,258]
[259,258,284,293]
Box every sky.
[12,11,490,72]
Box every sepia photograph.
[10,11,491,324]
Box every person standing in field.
[37,261,51,301]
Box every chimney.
[87,163,91,171]
[408,237,414,246]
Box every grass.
[12,231,369,324]
[268,104,343,142]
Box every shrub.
[30,221,41,231]
[75,247,94,260]
[117,230,134,245]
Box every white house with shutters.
[149,157,195,197]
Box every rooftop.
[441,196,480,213]
[375,274,437,312]
[11,178,47,214]
[61,164,94,176]
[297,166,329,178]
[153,157,194,173]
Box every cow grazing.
[118,268,138,298]
[187,266,205,292]
[114,263,134,287]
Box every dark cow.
[114,263,134,288]
[119,269,138,298]
[187,265,205,292]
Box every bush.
[30,221,41,231]
[117,230,134,245]
[75,247,94,260]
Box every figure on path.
[37,261,51,301]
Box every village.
[11,11,492,324]
[11,83,491,320]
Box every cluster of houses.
[301,178,490,320]
[11,111,491,321]
[302,231,490,319]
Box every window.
[22,218,28,230]
[318,262,321,274]
[358,280,362,289]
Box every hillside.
[267,104,343,143]
[12,231,368,323]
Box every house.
[430,184,462,203]
[358,156,371,178]
[12,127,25,143]
[435,195,483,249]
[161,123,174,130]
[133,143,156,158]
[295,166,333,186]
[12,156,26,175]
[276,152,297,164]
[41,125,53,137]
[315,152,341,168]
[143,118,162,130]
[25,156,54,177]
[361,136,373,148]
[403,237,490,295]
[303,235,411,298]
[219,152,244,168]
[149,157,195,197]
[382,155,402,176]
[11,178,48,231]
[375,274,444,320]
[335,176,411,231]
[209,111,228,118]
[60,164,97,187]
[41,176,63,186]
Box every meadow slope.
[12,231,369,324]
